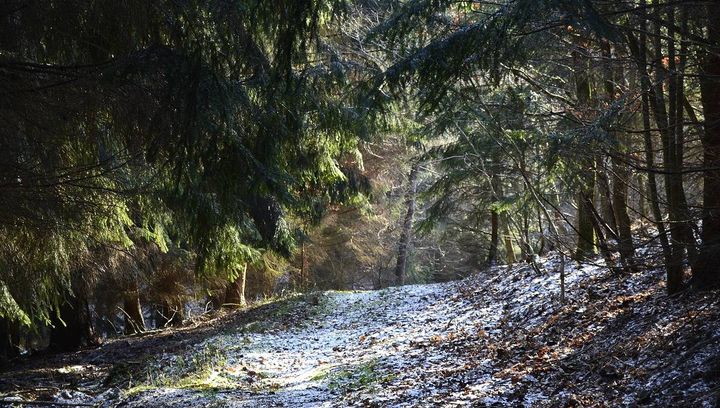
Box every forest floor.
[1,253,720,407]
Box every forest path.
[121,280,488,407]
[6,254,719,407]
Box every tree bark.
[502,214,516,264]
[586,192,618,272]
[487,172,501,265]
[575,181,597,260]
[536,206,549,254]
[601,41,636,271]
[522,212,530,259]
[50,294,95,351]
[123,287,145,335]
[487,208,499,265]
[637,173,646,219]
[611,155,636,271]
[224,263,248,308]
[395,162,419,285]
[695,1,720,288]
[597,165,618,235]
[572,39,596,260]
[642,88,672,259]
[627,12,675,289]
[665,5,697,272]
[647,1,687,292]
[0,318,19,363]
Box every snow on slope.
[30,252,720,407]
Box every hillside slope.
[1,254,719,407]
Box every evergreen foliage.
[0,0,374,339]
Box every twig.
[116,306,142,334]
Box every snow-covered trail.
[8,253,719,407]
[121,280,497,407]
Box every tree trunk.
[695,1,720,288]
[536,206,549,254]
[522,212,530,258]
[602,41,636,271]
[0,318,19,363]
[573,39,596,260]
[666,5,697,270]
[627,12,675,288]
[123,287,145,335]
[224,263,248,308]
[648,1,687,292]
[642,88,672,259]
[487,172,501,265]
[611,157,636,271]
[502,214,516,264]
[597,165,618,235]
[487,208,499,265]
[50,294,95,351]
[395,162,419,285]
[575,184,597,260]
[300,226,308,290]
[637,174,646,219]
[586,192,618,272]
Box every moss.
[310,366,332,382]
[173,371,239,393]
[323,359,396,393]
[122,341,230,393]
[272,301,293,318]
[118,291,328,397]
[124,384,157,397]
[124,370,240,398]
[241,321,265,333]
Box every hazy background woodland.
[1,0,719,362]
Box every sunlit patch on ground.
[2,253,719,407]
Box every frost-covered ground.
[119,282,471,407]
[2,253,720,407]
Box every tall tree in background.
[395,162,420,285]
[572,34,597,260]
[369,0,719,294]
